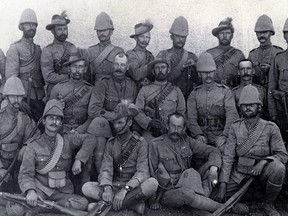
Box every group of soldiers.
[0,7,288,216]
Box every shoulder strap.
[149,83,174,108]
[214,47,236,68]
[173,49,188,72]
[20,44,40,67]
[64,85,90,109]
[36,134,64,175]
[0,112,23,143]
[90,44,115,68]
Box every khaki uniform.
[50,79,92,133]
[0,49,5,91]
[248,44,282,88]
[87,43,124,84]
[206,46,245,88]
[41,39,77,98]
[187,83,239,145]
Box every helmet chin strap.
[116,117,131,135]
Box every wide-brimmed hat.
[212,17,234,37]
[130,21,153,38]
[148,50,171,72]
[46,11,70,30]
[64,53,87,66]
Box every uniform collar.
[69,78,84,88]
[42,132,57,148]
[134,45,147,52]
[5,103,18,118]
[170,47,184,55]
[203,82,216,91]
[53,38,65,44]
[259,43,272,50]
[217,45,232,51]
[154,80,168,86]
[22,36,34,44]
[99,40,111,49]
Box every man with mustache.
[5,8,45,122]
[249,15,282,89]
[206,17,245,88]
[41,11,78,99]
[187,52,238,153]
[86,12,124,85]
[217,84,287,216]
[149,112,248,214]
[127,20,154,91]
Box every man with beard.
[7,99,96,215]
[0,76,36,194]
[217,84,287,216]
[87,53,137,175]
[86,12,124,85]
[82,102,158,215]
[249,15,283,89]
[149,113,248,215]
[187,52,238,152]
[134,51,186,142]
[41,11,78,99]
[158,16,199,99]
[207,17,245,88]
[232,59,267,117]
[5,8,45,122]
[127,20,154,91]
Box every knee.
[6,201,26,216]
[141,178,158,196]
[82,181,102,200]
[65,195,89,211]
[267,160,286,184]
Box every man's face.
[52,25,68,42]
[168,115,185,141]
[199,71,215,84]
[284,32,288,43]
[7,95,23,109]
[238,61,254,81]
[97,29,113,42]
[171,34,187,49]
[21,22,37,38]
[217,29,233,46]
[240,104,259,118]
[113,117,131,134]
[69,60,86,80]
[113,55,128,80]
[154,63,169,81]
[43,115,62,133]
[256,31,272,44]
[135,32,151,49]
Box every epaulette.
[11,39,21,45]
[26,134,41,145]
[59,79,70,84]
[84,81,92,86]
[152,135,166,143]
[107,136,116,143]
[275,50,286,57]
[64,41,74,46]
[216,83,229,89]
[249,47,258,53]
[45,43,54,48]
[88,44,98,49]
[232,118,244,125]
[232,85,241,91]
[132,132,144,141]
[272,45,283,50]
[267,121,276,126]
[193,85,202,90]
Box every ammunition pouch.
[48,171,66,188]
[236,157,256,174]
[104,98,119,111]
[0,143,18,159]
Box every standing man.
[159,16,199,99]
[0,48,5,102]
[127,20,154,91]
[5,8,45,122]
[87,12,124,85]
[249,14,283,89]
[41,11,78,99]
[217,84,287,216]
[82,102,158,215]
[207,17,245,88]
[187,52,239,151]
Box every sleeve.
[98,140,114,187]
[0,49,5,82]
[5,45,20,79]
[127,51,149,82]
[88,81,106,118]
[268,58,278,117]
[23,115,37,144]
[176,87,186,115]
[149,139,159,177]
[49,85,60,100]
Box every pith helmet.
[3,76,25,96]
[46,11,70,30]
[283,18,288,32]
[254,14,275,35]
[130,20,153,38]
[238,84,262,106]
[148,50,171,71]
[43,99,64,118]
[94,12,114,30]
[197,52,216,72]
[212,17,234,37]
[18,8,38,30]
[169,16,189,37]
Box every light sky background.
[0,0,288,57]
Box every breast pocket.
[164,99,177,112]
[58,153,72,170]
[279,68,288,82]
[35,156,49,168]
[250,140,270,157]
[159,156,177,172]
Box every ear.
[127,118,133,127]
[19,24,24,31]
[170,34,173,41]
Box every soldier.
[159,16,199,99]
[249,15,283,89]
[9,99,96,215]
[134,51,186,142]
[82,102,158,215]
[50,54,92,134]
[149,112,248,214]
[127,20,154,91]
[87,12,124,84]
[0,76,36,193]
[207,17,245,88]
[232,59,267,118]
[5,8,45,122]
[41,11,78,99]
[87,53,137,175]
[187,52,239,151]
[268,18,288,139]
[0,48,5,102]
[217,84,287,216]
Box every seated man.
[217,84,288,216]
[149,112,248,214]
[7,99,97,215]
[82,102,158,215]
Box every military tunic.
[206,46,245,88]
[0,48,5,91]
[187,83,239,144]
[248,44,282,87]
[50,79,93,133]
[41,39,77,98]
